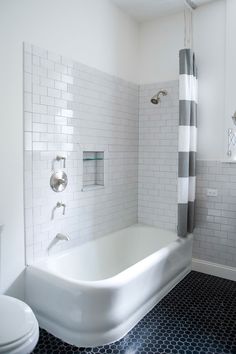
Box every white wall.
[139,0,226,161]
[0,0,139,296]
[193,0,226,160]
[139,12,184,84]
[225,0,236,159]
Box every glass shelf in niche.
[82,151,104,191]
[83,158,104,161]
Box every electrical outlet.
[207,188,218,197]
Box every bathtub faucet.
[47,233,70,254]
[55,233,70,241]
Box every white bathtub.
[25,224,193,347]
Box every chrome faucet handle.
[56,155,66,168]
[56,202,66,215]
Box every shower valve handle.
[56,155,66,168]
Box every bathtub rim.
[27,233,193,288]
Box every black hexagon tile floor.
[32,271,236,354]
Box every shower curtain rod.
[185,0,197,10]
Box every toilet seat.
[0,295,39,354]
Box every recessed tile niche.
[82,151,104,191]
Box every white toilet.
[0,295,39,354]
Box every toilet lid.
[0,295,37,346]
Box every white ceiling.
[111,0,217,22]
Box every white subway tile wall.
[24,44,139,263]
[138,81,179,231]
[24,44,236,268]
[194,160,236,267]
[138,82,236,268]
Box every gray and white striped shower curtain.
[178,48,198,237]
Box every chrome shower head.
[150,95,160,105]
[150,89,168,105]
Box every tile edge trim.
[192,258,236,281]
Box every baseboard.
[192,258,236,281]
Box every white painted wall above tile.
[139,0,226,161]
